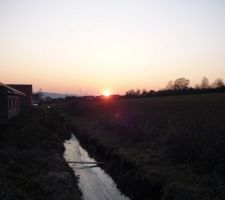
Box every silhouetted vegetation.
[124,77,225,98]
[0,108,81,200]
[55,93,225,200]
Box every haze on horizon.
[0,0,225,95]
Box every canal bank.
[0,108,82,200]
[64,116,163,200]
[64,134,130,200]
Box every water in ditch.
[64,134,130,200]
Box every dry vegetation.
[57,93,225,200]
[0,108,81,200]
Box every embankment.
[0,108,81,200]
[66,117,163,200]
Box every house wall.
[8,95,20,119]
[8,84,32,106]
[0,87,9,121]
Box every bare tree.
[211,78,225,88]
[166,81,174,90]
[174,78,190,90]
[125,89,135,96]
[135,89,141,96]
[201,77,210,89]
[142,89,148,96]
[194,84,201,89]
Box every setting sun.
[102,89,111,97]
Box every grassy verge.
[56,93,225,200]
[0,107,81,200]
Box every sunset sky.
[0,0,225,95]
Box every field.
[57,93,225,200]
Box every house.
[0,83,25,121]
[8,84,32,106]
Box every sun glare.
[103,89,111,97]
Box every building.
[8,84,32,106]
[0,83,25,121]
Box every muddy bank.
[0,108,81,200]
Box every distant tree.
[142,89,148,96]
[149,90,155,94]
[135,89,141,96]
[201,77,210,89]
[174,78,190,90]
[194,84,201,89]
[166,81,174,90]
[125,89,136,97]
[211,78,225,88]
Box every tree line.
[124,77,225,98]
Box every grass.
[56,93,225,200]
[0,108,81,200]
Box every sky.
[0,0,225,95]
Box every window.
[8,98,12,111]
[13,98,15,109]
[17,99,19,111]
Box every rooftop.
[0,82,25,96]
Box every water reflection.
[64,134,130,200]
